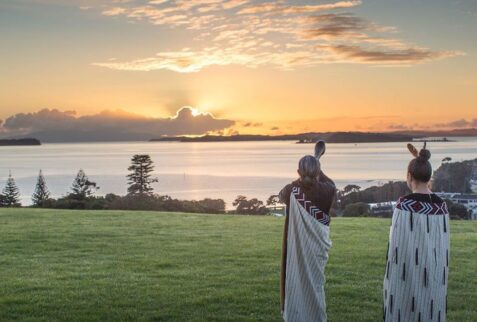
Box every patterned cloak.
[383,197,450,322]
[281,186,332,322]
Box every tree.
[233,195,268,215]
[266,195,280,207]
[433,159,474,193]
[445,199,469,220]
[337,181,410,210]
[343,202,370,217]
[232,195,247,207]
[197,198,226,213]
[442,157,452,163]
[70,169,98,200]
[2,172,21,207]
[343,184,361,195]
[127,154,158,196]
[32,170,50,207]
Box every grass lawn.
[0,209,476,321]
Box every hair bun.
[301,176,316,187]
[418,149,431,161]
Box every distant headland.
[150,129,477,144]
[150,132,415,144]
[0,138,41,146]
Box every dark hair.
[298,155,319,187]
[407,147,432,183]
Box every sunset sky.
[1,0,476,138]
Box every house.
[450,194,477,220]
[369,201,396,217]
[470,161,477,193]
[436,192,477,220]
[368,193,477,220]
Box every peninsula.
[0,138,41,146]
[150,132,415,144]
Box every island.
[413,137,454,143]
[0,138,41,146]
[150,132,415,144]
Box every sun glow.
[190,107,202,117]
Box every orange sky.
[1,0,476,135]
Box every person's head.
[298,155,320,187]
[406,143,432,190]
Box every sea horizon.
[2,138,477,207]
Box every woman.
[279,148,336,322]
[383,143,450,322]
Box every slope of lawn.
[0,209,476,321]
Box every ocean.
[1,138,476,207]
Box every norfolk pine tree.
[70,169,98,200]
[127,154,158,196]
[32,170,50,207]
[2,172,21,207]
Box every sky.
[0,0,476,139]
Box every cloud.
[237,0,361,15]
[381,118,477,132]
[386,123,411,131]
[301,13,366,37]
[206,127,240,136]
[241,121,262,127]
[88,0,462,72]
[94,49,250,72]
[434,118,477,129]
[318,44,462,64]
[102,7,127,16]
[222,0,248,10]
[1,107,235,142]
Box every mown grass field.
[0,209,476,321]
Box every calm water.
[1,139,476,207]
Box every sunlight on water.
[1,138,476,207]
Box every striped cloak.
[383,197,450,322]
[281,186,332,322]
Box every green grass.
[0,209,476,322]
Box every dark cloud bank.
[0,107,235,142]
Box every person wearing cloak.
[383,143,450,322]
[279,141,336,322]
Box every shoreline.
[0,138,41,146]
[2,135,477,145]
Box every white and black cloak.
[281,186,332,322]
[383,195,450,322]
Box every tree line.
[1,155,473,218]
[336,181,470,220]
[0,155,277,215]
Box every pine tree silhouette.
[32,170,50,207]
[2,172,21,207]
[70,169,98,200]
[127,154,158,196]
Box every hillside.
[151,132,414,144]
[0,138,41,146]
[433,158,477,193]
[394,128,477,137]
[0,209,475,321]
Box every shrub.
[232,196,268,215]
[343,202,371,217]
[445,199,469,220]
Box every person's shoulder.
[279,180,299,200]
[432,193,445,203]
[400,193,444,204]
[314,180,336,193]
[401,193,414,200]
[287,179,301,189]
